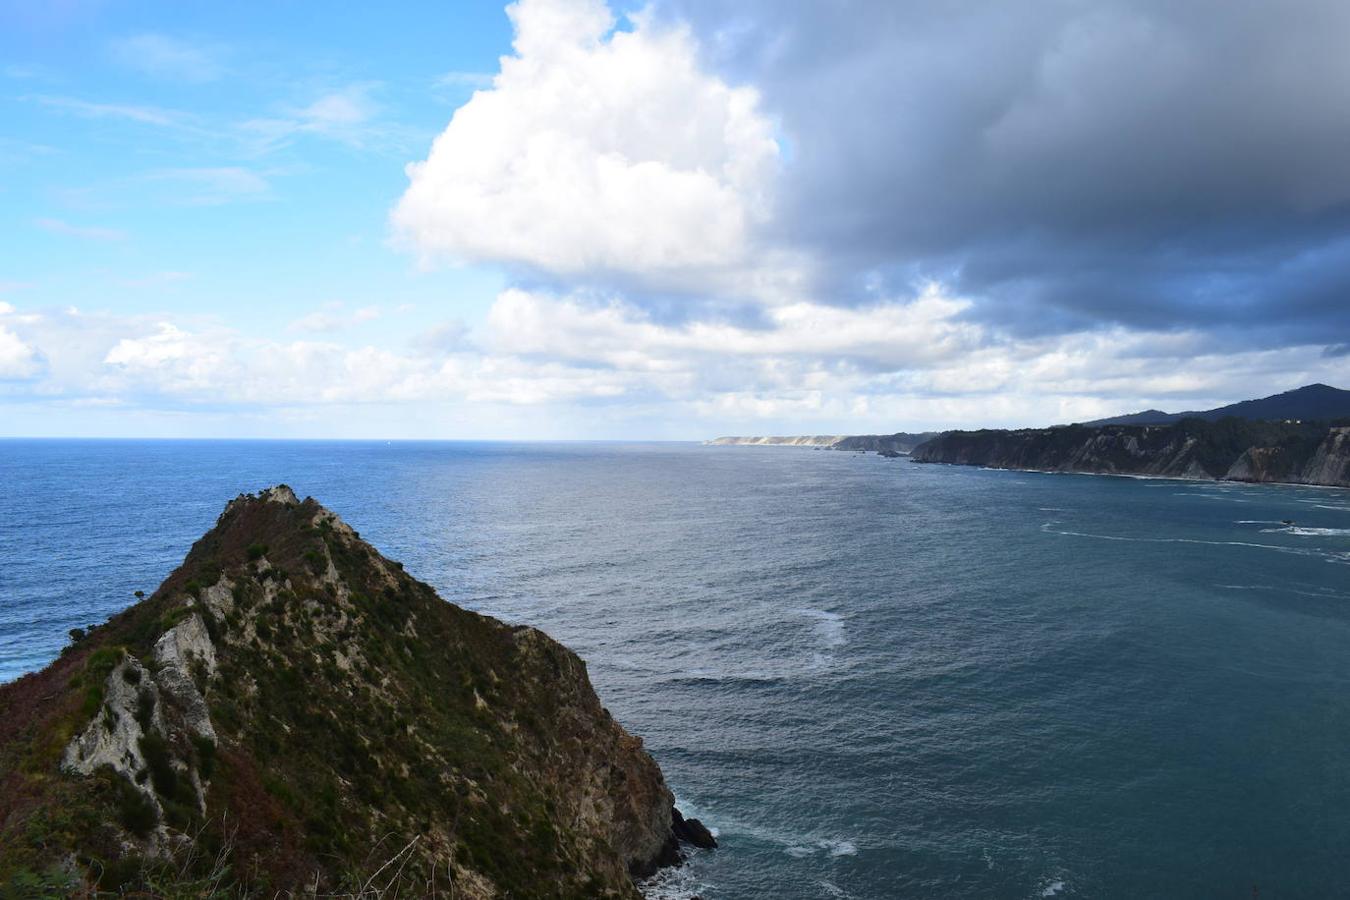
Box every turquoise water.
[4,440,1350,898]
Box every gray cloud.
[646,0,1350,348]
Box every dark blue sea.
[4,440,1350,898]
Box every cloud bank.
[392,0,780,286]
[11,0,1350,437]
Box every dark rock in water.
[878,448,901,458]
[672,805,718,849]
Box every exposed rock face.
[672,807,717,850]
[706,435,844,446]
[912,419,1350,487]
[707,432,939,452]
[829,432,940,453]
[0,487,696,897]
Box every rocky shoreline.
[911,420,1350,488]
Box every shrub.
[134,688,156,731]
[191,734,217,781]
[111,777,158,837]
[138,731,177,799]
[247,542,268,561]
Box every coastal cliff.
[0,487,705,897]
[708,432,938,452]
[706,435,843,446]
[912,420,1350,487]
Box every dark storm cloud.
[652,0,1350,346]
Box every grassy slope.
[0,489,669,898]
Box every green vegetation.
[0,489,668,898]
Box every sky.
[3,0,1350,439]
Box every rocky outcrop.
[0,486,704,897]
[672,807,717,850]
[912,419,1350,487]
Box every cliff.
[912,419,1350,487]
[0,487,708,897]
[707,432,938,452]
[706,435,843,446]
[830,432,940,454]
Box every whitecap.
[639,862,711,900]
[1041,522,1331,558]
[826,839,858,857]
[1040,880,1066,897]
[796,608,847,648]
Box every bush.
[134,688,156,731]
[138,731,177,799]
[112,777,158,837]
[191,734,217,781]
[247,542,268,561]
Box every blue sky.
[4,3,506,390]
[3,0,1349,438]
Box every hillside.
[912,419,1350,486]
[1081,383,1350,426]
[0,486,711,897]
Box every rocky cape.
[0,486,713,897]
[912,418,1350,487]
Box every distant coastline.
[707,432,939,453]
[706,435,842,447]
[912,420,1350,488]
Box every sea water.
[4,439,1350,898]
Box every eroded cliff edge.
[912,419,1350,487]
[0,486,705,897]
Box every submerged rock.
[0,485,690,897]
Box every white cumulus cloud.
[0,325,40,379]
[392,0,780,282]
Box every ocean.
[4,439,1350,898]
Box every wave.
[1215,583,1350,600]
[1040,523,1337,559]
[638,862,711,900]
[786,838,859,858]
[797,608,847,648]
[1259,525,1350,536]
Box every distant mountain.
[1081,384,1350,426]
